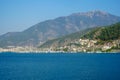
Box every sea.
[0,52,120,80]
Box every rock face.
[0,10,120,48]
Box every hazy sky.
[0,0,120,35]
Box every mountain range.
[0,10,120,48]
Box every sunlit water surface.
[0,52,120,80]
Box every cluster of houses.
[50,38,120,52]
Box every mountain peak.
[71,10,109,17]
[90,10,108,15]
[90,10,107,14]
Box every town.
[0,38,120,53]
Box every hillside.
[82,22,120,40]
[40,22,120,52]
[0,11,120,48]
[39,28,95,48]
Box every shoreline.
[0,51,119,54]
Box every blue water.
[0,53,120,80]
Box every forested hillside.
[82,22,120,40]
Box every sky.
[0,0,120,35]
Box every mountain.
[0,10,120,48]
[40,22,120,52]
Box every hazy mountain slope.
[39,28,94,48]
[0,11,120,48]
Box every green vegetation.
[82,22,120,41]
[98,23,120,40]
[82,27,101,39]
[63,48,68,52]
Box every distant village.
[49,38,120,52]
[0,38,120,53]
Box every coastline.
[0,51,119,54]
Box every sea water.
[0,52,120,80]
